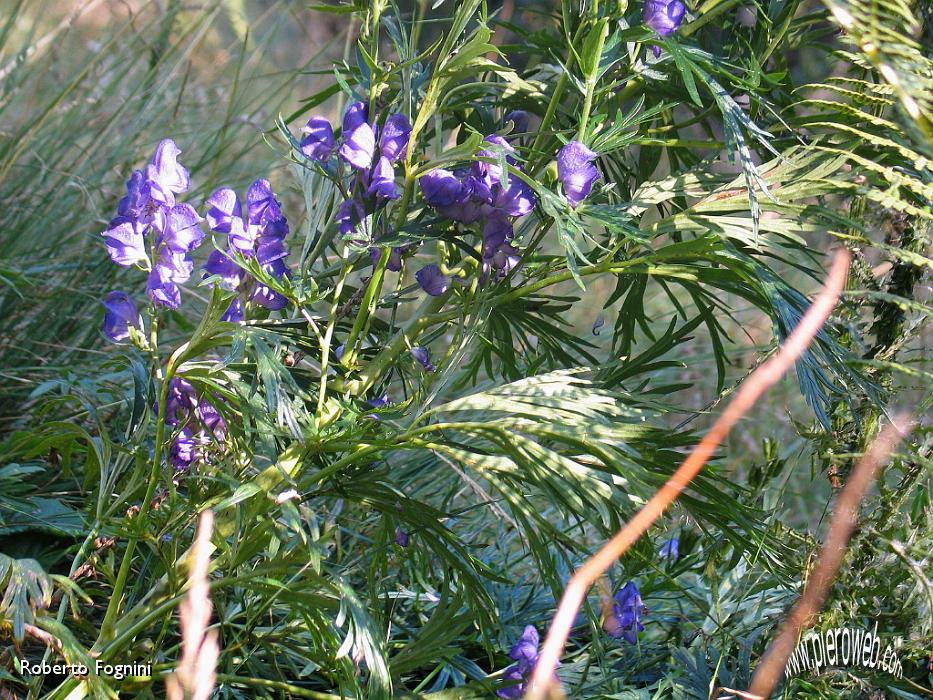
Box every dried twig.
[741,416,911,699]
[525,250,852,700]
[166,510,220,700]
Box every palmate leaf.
[0,553,52,641]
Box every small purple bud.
[592,316,605,335]
[504,110,530,136]
[410,346,435,371]
[394,527,410,547]
[366,393,390,408]
[660,537,679,560]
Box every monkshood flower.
[101,291,140,342]
[394,527,410,547]
[660,536,680,560]
[504,109,529,137]
[496,625,541,699]
[338,101,376,170]
[380,113,412,162]
[202,179,292,314]
[163,378,228,471]
[645,0,687,36]
[603,581,646,644]
[367,156,400,200]
[645,0,687,56]
[410,346,435,371]
[300,116,336,162]
[415,264,450,296]
[557,141,600,208]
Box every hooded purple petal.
[557,141,600,208]
[162,204,204,254]
[256,236,289,266]
[644,0,686,36]
[504,110,530,136]
[416,264,450,296]
[170,427,197,471]
[205,188,243,233]
[420,168,464,207]
[102,217,148,267]
[493,175,536,217]
[367,156,399,199]
[410,346,435,371]
[117,170,148,219]
[342,101,369,132]
[145,139,190,205]
[339,121,377,170]
[380,113,412,162]
[603,581,646,643]
[203,249,244,290]
[246,179,284,225]
[101,291,139,342]
[300,116,336,162]
[221,297,244,322]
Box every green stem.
[317,249,352,415]
[342,248,390,367]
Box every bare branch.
[525,249,853,700]
[741,415,912,699]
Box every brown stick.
[524,249,852,700]
[741,416,911,699]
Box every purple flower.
[493,175,536,217]
[416,264,450,296]
[337,198,366,237]
[300,116,336,162]
[410,346,435,371]
[256,236,289,266]
[147,252,193,309]
[367,156,399,200]
[162,204,204,254]
[660,537,679,560]
[603,581,646,644]
[101,291,139,342]
[338,101,376,170]
[249,282,288,310]
[419,168,464,207]
[145,139,190,206]
[394,527,410,547]
[117,170,148,219]
[380,113,412,162]
[504,110,529,136]
[203,249,244,290]
[644,0,687,36]
[196,400,227,443]
[102,217,148,267]
[170,427,197,471]
[165,378,198,426]
[369,246,403,272]
[205,188,243,233]
[496,626,541,699]
[221,298,243,322]
[557,141,600,208]
[483,214,513,253]
[247,179,284,226]
[366,393,390,408]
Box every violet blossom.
[101,291,140,342]
[557,141,600,208]
[603,581,646,644]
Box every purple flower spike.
[102,217,148,267]
[557,141,600,208]
[205,188,243,233]
[644,0,686,36]
[162,204,204,254]
[146,139,190,205]
[660,536,680,560]
[394,527,410,547]
[380,113,412,162]
[603,581,646,644]
[416,264,450,296]
[300,116,336,162]
[367,156,399,200]
[419,168,464,207]
[101,291,139,342]
[410,346,435,371]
